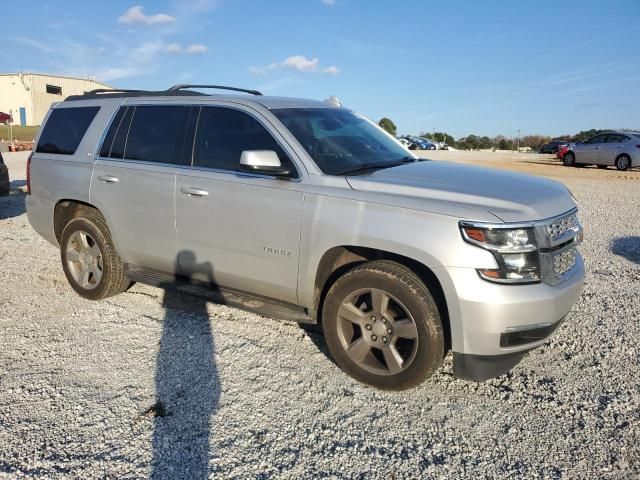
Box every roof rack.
[167,84,263,96]
[65,84,262,101]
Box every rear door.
[175,105,305,304]
[90,104,196,273]
[602,134,630,165]
[576,134,607,164]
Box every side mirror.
[239,150,292,177]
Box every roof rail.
[167,84,263,96]
[64,84,263,101]
[84,88,148,95]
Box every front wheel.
[615,155,631,171]
[563,151,576,166]
[60,213,130,300]
[322,260,444,390]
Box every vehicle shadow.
[298,323,337,367]
[151,252,221,479]
[0,191,26,220]
[610,237,640,265]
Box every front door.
[175,105,305,304]
[577,134,607,164]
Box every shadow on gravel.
[151,252,220,479]
[610,236,640,265]
[0,191,26,220]
[298,324,338,367]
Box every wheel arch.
[53,199,104,243]
[313,245,452,352]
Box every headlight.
[460,223,540,284]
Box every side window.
[124,106,192,164]
[605,134,629,143]
[36,107,100,155]
[110,107,134,159]
[193,107,295,175]
[585,134,607,144]
[99,107,126,158]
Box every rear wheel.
[322,260,444,390]
[563,152,576,167]
[60,212,130,300]
[615,154,631,171]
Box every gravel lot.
[0,152,638,479]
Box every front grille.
[537,209,582,285]
[546,212,579,242]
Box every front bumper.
[443,254,584,380]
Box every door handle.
[180,187,209,197]
[97,175,119,183]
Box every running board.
[125,267,314,324]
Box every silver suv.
[26,85,585,390]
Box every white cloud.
[323,65,340,76]
[283,55,319,72]
[166,43,182,53]
[118,6,176,25]
[321,0,336,5]
[250,55,337,75]
[185,44,207,54]
[10,36,55,53]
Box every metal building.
[0,73,112,126]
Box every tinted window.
[99,107,126,158]
[109,107,134,159]
[605,134,629,143]
[584,134,607,144]
[125,106,191,164]
[193,107,294,174]
[36,107,100,155]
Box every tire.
[615,154,631,171]
[60,212,130,300]
[563,151,576,167]
[322,260,444,390]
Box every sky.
[3,0,639,138]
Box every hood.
[346,161,575,222]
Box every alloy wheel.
[336,288,419,375]
[66,230,103,290]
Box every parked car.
[396,137,412,148]
[0,152,9,195]
[556,145,570,160]
[563,132,640,171]
[0,111,12,125]
[26,84,584,390]
[540,140,570,154]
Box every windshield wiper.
[336,157,416,176]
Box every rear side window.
[605,134,629,143]
[99,107,127,158]
[193,107,294,173]
[124,106,191,164]
[36,107,100,155]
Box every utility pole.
[516,128,520,152]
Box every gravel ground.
[0,153,638,479]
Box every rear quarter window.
[36,107,100,155]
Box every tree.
[378,117,397,136]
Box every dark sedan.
[0,152,9,195]
[540,140,570,154]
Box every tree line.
[377,118,636,151]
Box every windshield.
[272,108,413,175]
